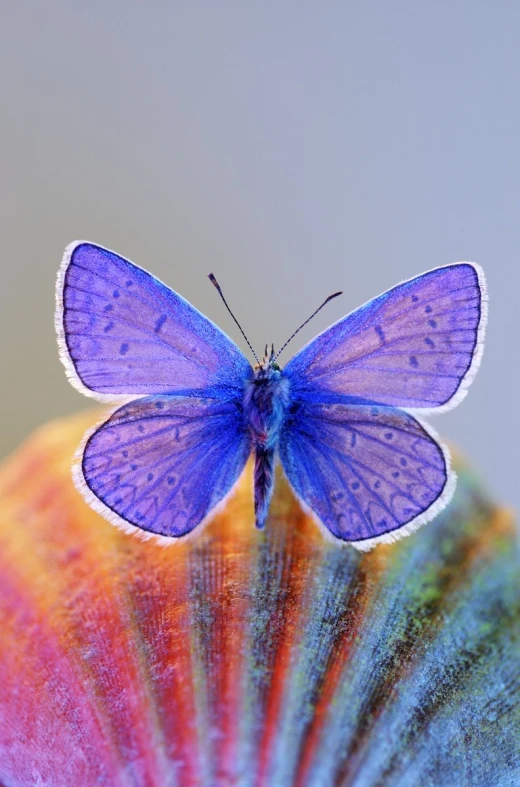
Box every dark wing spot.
[428,319,438,328]
[351,481,360,490]
[104,304,113,312]
[122,450,128,458]
[126,280,133,287]
[424,337,435,348]
[155,400,164,409]
[120,342,129,355]
[138,424,145,433]
[392,471,400,478]
[167,476,175,485]
[155,314,167,333]
[375,325,385,342]
[425,305,432,314]
[385,432,393,440]
[131,464,138,471]
[147,473,153,481]
[374,480,381,489]
[412,295,419,302]
[104,321,115,333]
[409,355,419,368]
[400,457,407,466]
[113,290,120,298]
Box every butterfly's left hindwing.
[279,402,454,549]
[76,396,252,540]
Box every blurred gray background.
[0,3,518,511]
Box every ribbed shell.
[0,411,518,786]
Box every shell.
[0,411,518,786]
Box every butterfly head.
[254,343,281,378]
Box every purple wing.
[284,264,487,412]
[279,402,454,549]
[56,242,252,401]
[76,397,252,539]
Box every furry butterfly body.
[56,242,487,550]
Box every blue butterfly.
[56,242,487,550]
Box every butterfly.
[55,242,487,550]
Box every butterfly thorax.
[244,360,291,529]
[244,362,290,450]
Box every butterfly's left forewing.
[279,402,454,549]
[77,396,252,540]
[57,242,252,401]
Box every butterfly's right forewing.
[284,264,486,413]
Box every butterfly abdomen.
[254,448,275,529]
[244,366,291,528]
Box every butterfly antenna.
[274,290,343,361]
[208,273,260,363]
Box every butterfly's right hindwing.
[279,402,454,549]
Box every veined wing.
[76,396,252,540]
[56,242,252,402]
[284,264,487,413]
[279,401,454,549]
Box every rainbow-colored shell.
[0,411,518,785]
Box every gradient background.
[0,4,518,512]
